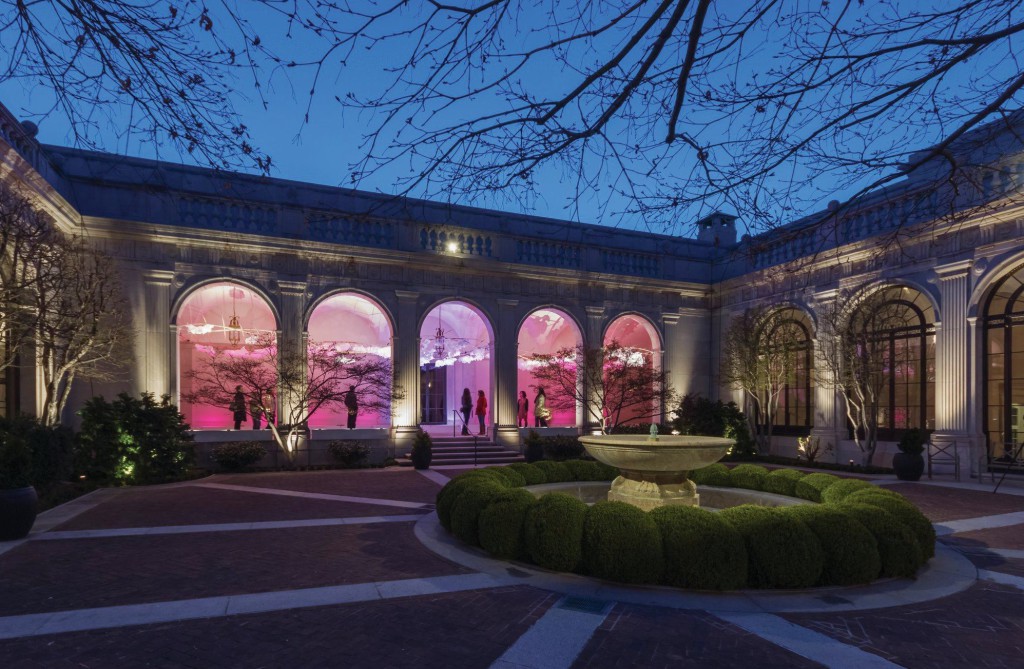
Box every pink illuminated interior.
[419,301,492,426]
[517,308,583,426]
[177,282,278,429]
[307,293,393,428]
[604,314,662,426]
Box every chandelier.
[227,288,243,345]
[432,309,446,359]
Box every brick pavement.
[884,483,1024,522]
[941,524,1024,550]
[214,469,444,504]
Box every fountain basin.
[579,434,734,510]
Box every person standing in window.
[517,391,529,428]
[344,385,358,429]
[475,390,488,436]
[249,392,263,430]
[461,388,473,435]
[534,387,551,427]
[230,386,246,430]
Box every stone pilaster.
[276,281,308,459]
[494,299,520,448]
[583,305,606,433]
[809,290,844,461]
[142,270,174,398]
[392,290,421,449]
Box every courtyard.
[1,467,1022,668]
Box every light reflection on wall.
[177,282,278,429]
[419,301,492,426]
[518,308,583,426]
[604,313,662,426]
[307,293,393,428]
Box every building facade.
[2,101,1024,476]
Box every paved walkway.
[1,468,1022,668]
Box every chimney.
[696,212,738,246]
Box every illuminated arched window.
[518,308,584,427]
[603,313,662,428]
[764,308,814,434]
[849,286,936,439]
[419,301,493,427]
[984,264,1024,463]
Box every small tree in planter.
[411,429,432,470]
[893,428,928,481]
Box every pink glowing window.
[604,313,662,427]
[517,308,583,427]
[419,301,493,426]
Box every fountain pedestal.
[609,470,698,511]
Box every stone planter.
[892,452,925,481]
[0,486,38,541]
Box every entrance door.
[420,365,447,424]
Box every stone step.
[397,454,525,467]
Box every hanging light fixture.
[433,309,446,360]
[227,287,243,346]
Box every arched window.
[518,308,584,427]
[849,286,936,440]
[984,264,1024,463]
[764,308,814,434]
[419,301,493,428]
[603,313,663,428]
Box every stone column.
[494,299,520,448]
[277,280,308,464]
[931,261,981,475]
[393,290,421,451]
[583,305,606,433]
[809,290,844,463]
[142,270,175,398]
[660,312,681,424]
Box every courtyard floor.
[1,467,1023,668]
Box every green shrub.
[820,478,875,504]
[762,469,806,496]
[0,415,74,491]
[478,488,538,559]
[533,460,572,483]
[458,468,514,486]
[897,428,928,455]
[450,481,508,546]
[488,466,527,487]
[593,461,621,481]
[784,506,881,586]
[794,472,840,502]
[672,394,756,456]
[508,463,547,485]
[650,505,747,590]
[524,493,588,572]
[690,463,731,486]
[582,501,663,583]
[541,436,586,461]
[78,393,194,485]
[436,475,508,531]
[211,442,267,472]
[730,464,768,491]
[844,490,936,559]
[0,423,32,489]
[410,429,432,469]
[837,503,924,578]
[719,506,824,588]
[562,460,605,482]
[327,440,369,468]
[522,430,544,463]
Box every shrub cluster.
[0,415,75,491]
[328,440,370,468]
[211,442,267,472]
[436,461,935,591]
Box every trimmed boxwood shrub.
[689,463,731,486]
[488,466,527,487]
[785,506,881,586]
[650,505,747,590]
[524,493,588,572]
[593,461,621,481]
[563,460,605,482]
[837,502,924,578]
[437,475,509,531]
[533,460,572,483]
[729,464,768,491]
[507,463,547,485]
[459,468,514,487]
[844,490,936,559]
[582,501,663,584]
[719,506,824,588]
[820,478,875,504]
[794,472,840,502]
[451,481,508,546]
[210,442,267,472]
[478,488,538,559]
[762,469,806,497]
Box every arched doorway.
[984,264,1024,464]
[176,281,278,429]
[518,308,584,427]
[419,301,493,431]
[603,313,663,428]
[307,293,393,429]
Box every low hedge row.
[436,460,935,590]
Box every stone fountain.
[578,426,734,511]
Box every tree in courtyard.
[3,2,1023,233]
[529,341,676,433]
[182,333,402,459]
[720,307,806,453]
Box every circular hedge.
[435,460,935,590]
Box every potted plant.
[410,429,432,470]
[893,428,928,481]
[0,428,38,541]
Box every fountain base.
[608,470,698,511]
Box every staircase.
[398,434,525,467]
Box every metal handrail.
[452,409,471,437]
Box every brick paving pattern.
[0,586,555,669]
[53,485,417,531]
[783,582,1024,669]
[573,604,824,668]
[942,523,1024,550]
[884,483,1024,522]
[0,522,462,616]
[215,469,443,504]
